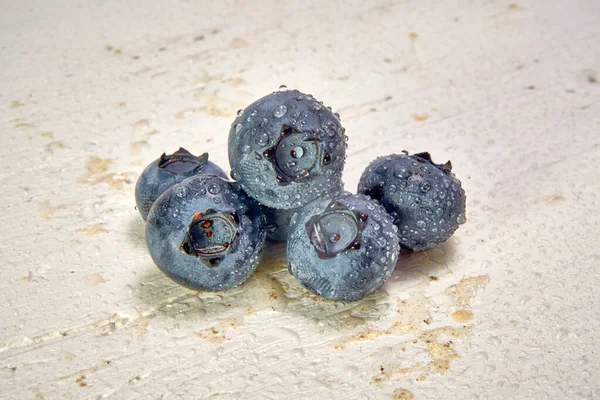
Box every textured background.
[1,0,599,399]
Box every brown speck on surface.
[230,37,249,49]
[75,375,87,387]
[211,28,220,34]
[587,70,598,83]
[116,102,127,108]
[384,57,393,63]
[408,32,418,40]
[11,118,34,128]
[451,310,473,323]
[10,100,23,109]
[194,34,205,41]
[393,389,415,400]
[41,131,54,138]
[527,85,535,90]
[10,366,17,372]
[429,276,439,281]
[508,3,518,9]
[105,45,114,51]
[44,141,66,153]
[113,49,121,55]
[565,89,575,93]
[411,113,430,121]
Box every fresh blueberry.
[228,89,346,209]
[261,205,300,242]
[146,175,265,291]
[135,148,227,220]
[357,152,466,251]
[287,194,400,302]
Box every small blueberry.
[287,194,400,302]
[135,148,227,220]
[146,175,265,291]
[358,152,466,251]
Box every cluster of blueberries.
[135,89,466,302]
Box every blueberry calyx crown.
[262,124,332,185]
[158,147,209,174]
[180,209,239,267]
[305,201,367,259]
[408,151,453,174]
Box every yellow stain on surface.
[451,310,473,323]
[76,223,108,236]
[411,113,430,122]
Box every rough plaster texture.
[1,0,599,399]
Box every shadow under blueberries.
[387,241,458,288]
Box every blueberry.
[228,89,346,209]
[261,205,300,242]
[287,194,400,302]
[146,175,265,291]
[357,152,466,251]
[135,148,227,220]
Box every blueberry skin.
[261,205,300,242]
[228,89,346,209]
[357,152,466,252]
[146,175,265,291]
[287,194,400,302]
[135,148,227,220]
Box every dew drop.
[273,105,287,118]
[287,161,296,168]
[208,183,221,194]
[237,109,244,117]
[420,182,431,192]
[256,132,269,146]
[417,220,426,229]
[312,102,322,110]
[175,186,188,198]
[278,84,288,91]
[235,123,242,133]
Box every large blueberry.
[146,175,265,291]
[135,148,227,220]
[357,152,466,251]
[228,89,346,209]
[287,194,400,302]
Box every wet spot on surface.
[10,100,23,109]
[83,273,106,287]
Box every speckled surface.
[1,0,599,399]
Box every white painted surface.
[1,0,599,399]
